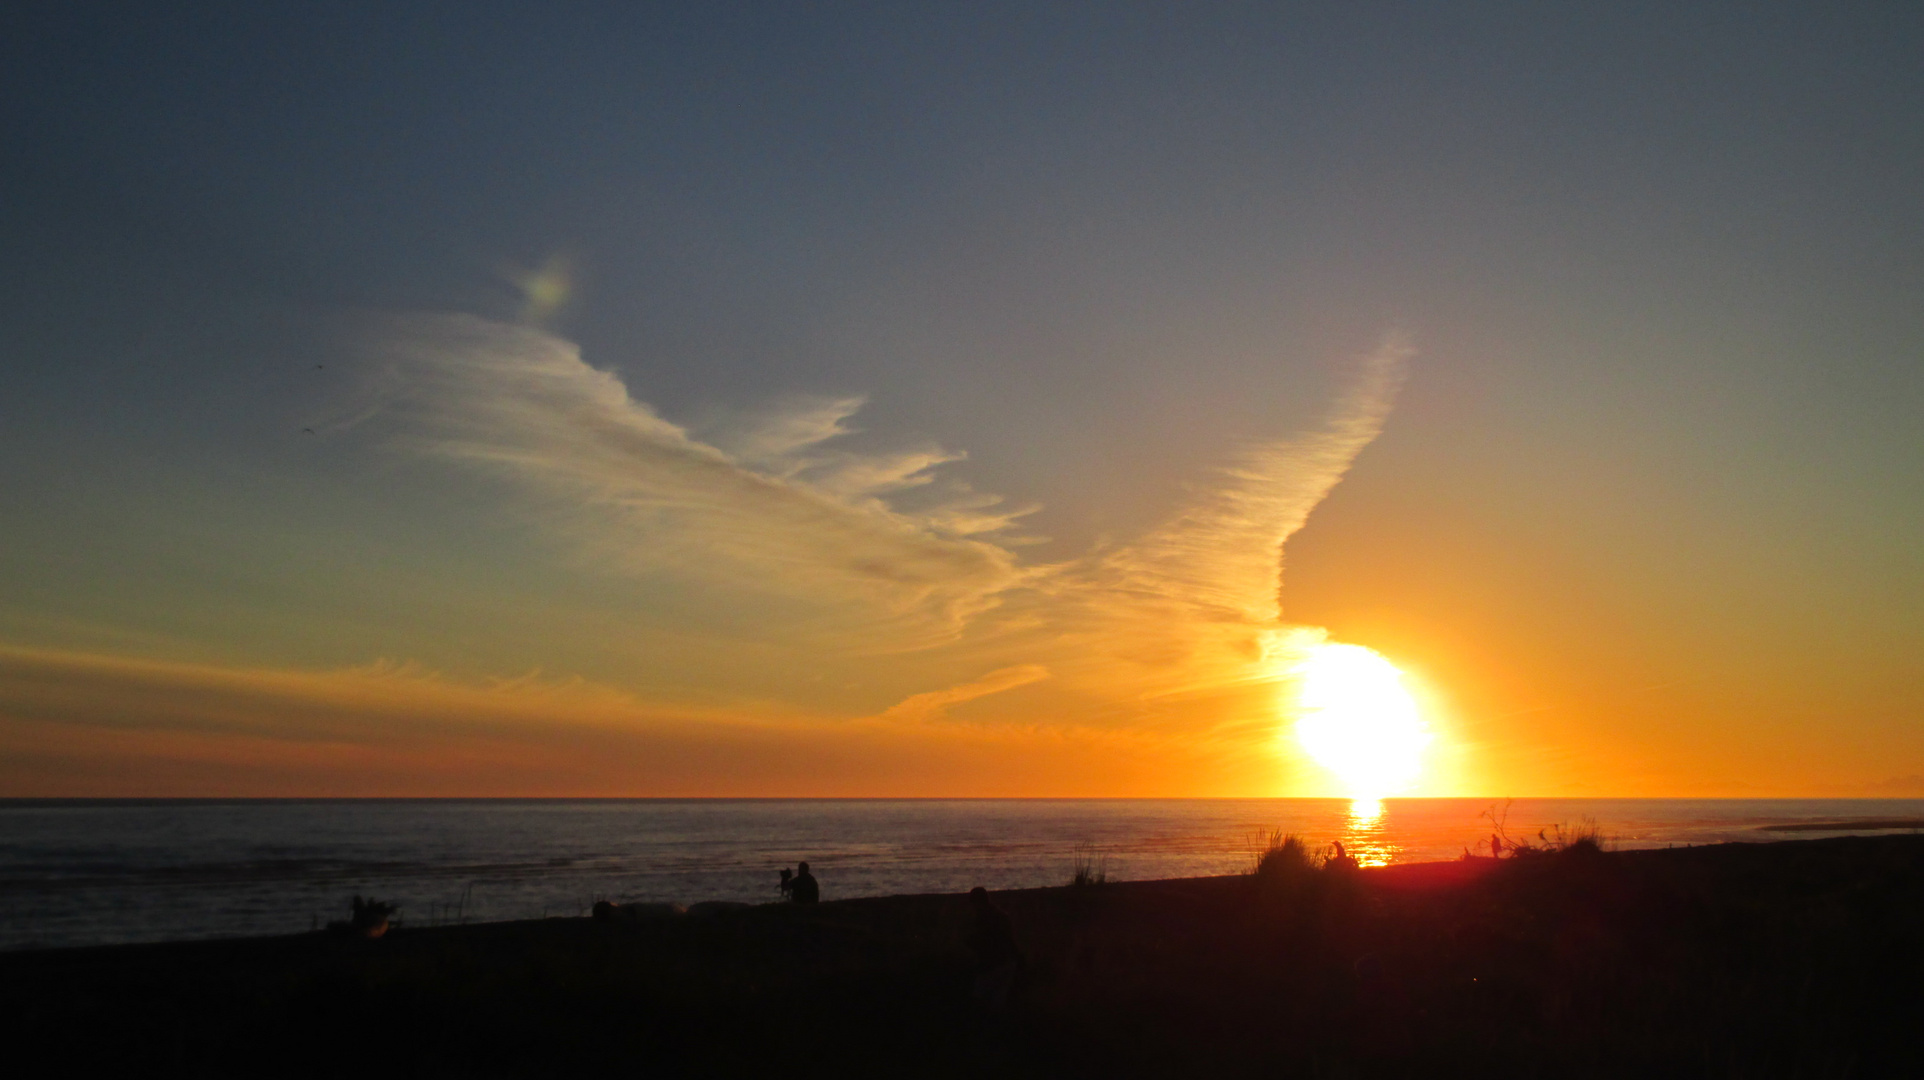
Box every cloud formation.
[995,337,1411,701]
[345,315,1033,641]
[0,319,1416,794]
[0,645,1232,797]
[340,317,1409,698]
[1091,337,1410,628]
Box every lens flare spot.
[1289,642,1432,799]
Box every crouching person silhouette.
[967,886,1021,1012]
[787,861,819,904]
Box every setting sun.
[1290,643,1433,799]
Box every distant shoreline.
[1755,818,1924,831]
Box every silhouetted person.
[788,861,819,904]
[335,895,393,938]
[1491,833,1504,859]
[967,886,1020,1009]
[778,866,794,899]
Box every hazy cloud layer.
[0,646,1228,797]
[876,665,1052,723]
[1871,774,1924,795]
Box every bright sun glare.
[1290,643,1433,799]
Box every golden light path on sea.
[1341,797,1395,867]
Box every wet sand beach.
[4,834,1919,1077]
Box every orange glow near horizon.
[1291,642,1434,799]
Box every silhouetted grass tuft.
[1249,830,1316,878]
[1483,802,1611,858]
[1070,842,1108,887]
[1554,816,1607,855]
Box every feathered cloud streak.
[996,338,1411,702]
[1091,340,1408,629]
[348,315,1033,641]
[346,314,1407,718]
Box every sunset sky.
[2,3,1919,797]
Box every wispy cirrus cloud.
[983,337,1412,703]
[1088,337,1410,628]
[340,314,1036,642]
[339,317,1407,688]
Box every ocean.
[3,797,1920,951]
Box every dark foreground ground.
[4,835,1921,1078]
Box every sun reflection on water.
[1340,798,1399,867]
